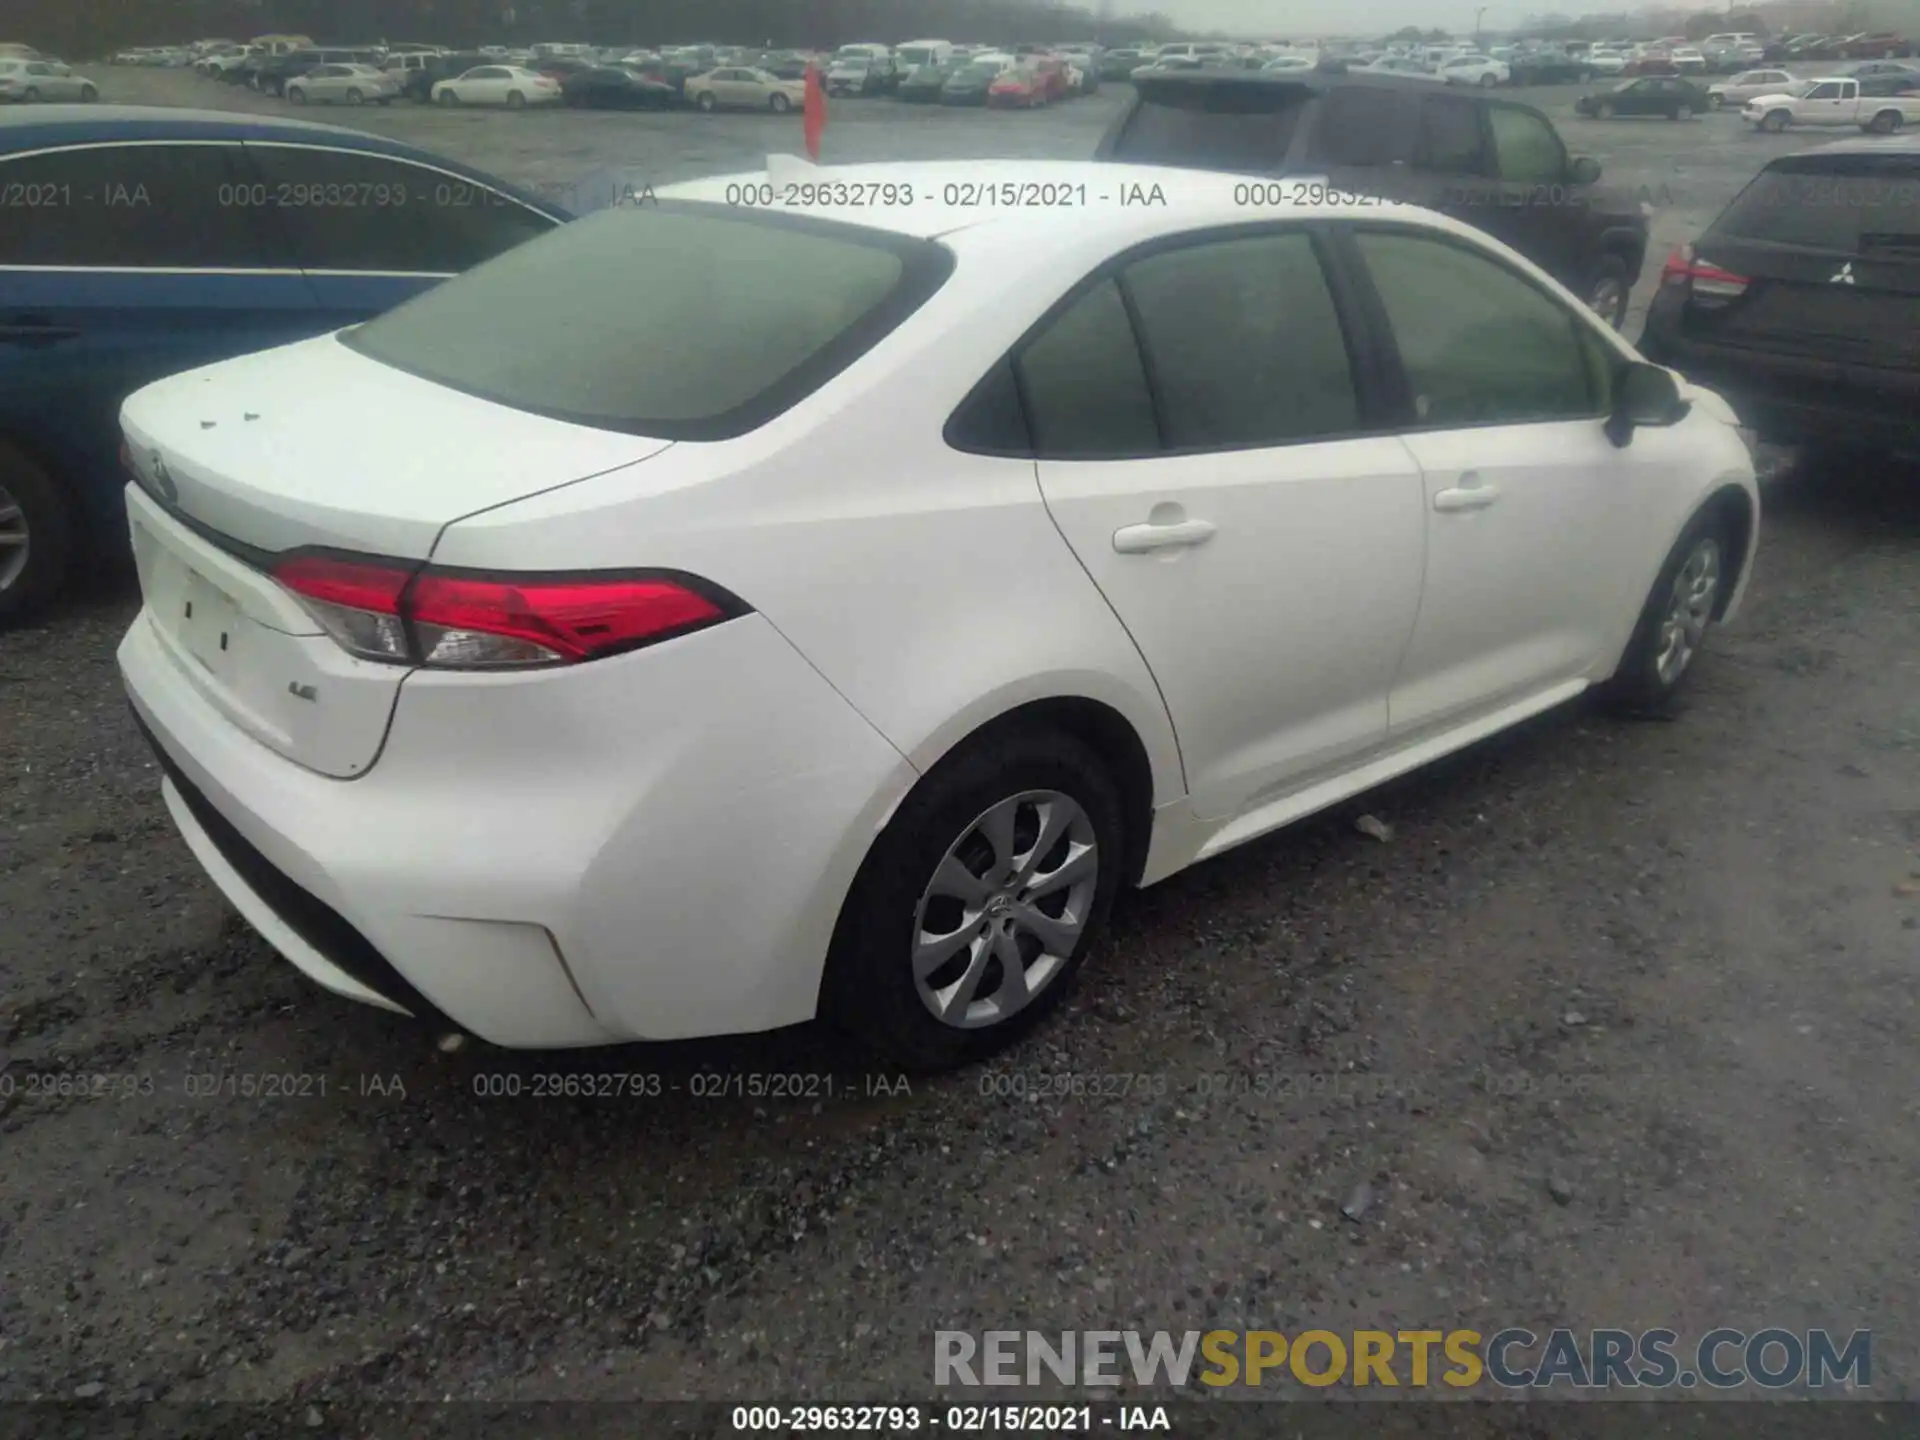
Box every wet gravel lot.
[4,66,1920,1421]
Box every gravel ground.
[4,67,1920,1420]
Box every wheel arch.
[1698,480,1757,620]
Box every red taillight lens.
[1661,243,1750,299]
[272,554,737,669]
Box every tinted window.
[1122,231,1359,448]
[246,146,555,274]
[1355,229,1604,425]
[344,205,951,439]
[1312,86,1413,166]
[1109,83,1309,171]
[1417,94,1485,173]
[1807,81,1841,98]
[1014,278,1159,457]
[1711,157,1920,253]
[1488,105,1565,184]
[0,144,284,268]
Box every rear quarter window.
[341,203,954,440]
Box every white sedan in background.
[286,63,401,105]
[683,66,807,112]
[1262,54,1317,72]
[0,58,99,101]
[1362,55,1444,80]
[430,64,562,107]
[1670,46,1709,73]
[117,159,1758,1070]
[1707,68,1799,106]
[1585,48,1629,74]
[1440,53,1511,86]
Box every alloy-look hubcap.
[1655,537,1722,686]
[911,790,1099,1029]
[0,480,29,592]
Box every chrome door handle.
[1433,481,1501,513]
[1112,518,1217,554]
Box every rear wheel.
[345,87,364,104]
[696,89,716,110]
[823,727,1125,1071]
[1479,71,1498,86]
[506,89,525,108]
[438,87,458,104]
[0,441,72,625]
[1596,99,1615,118]
[1598,510,1735,716]
[287,86,306,103]
[769,91,791,112]
[80,83,98,101]
[22,85,40,101]
[1868,108,1903,134]
[1583,252,1632,329]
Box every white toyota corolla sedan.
[118,160,1760,1069]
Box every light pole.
[1475,5,1488,44]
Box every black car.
[898,61,960,102]
[1575,76,1712,118]
[392,51,488,102]
[1639,137,1920,457]
[562,65,678,108]
[1096,70,1649,327]
[249,47,381,97]
[1508,51,1591,84]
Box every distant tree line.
[15,0,1184,60]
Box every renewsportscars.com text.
[934,1328,1871,1390]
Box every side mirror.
[1606,361,1690,447]
[1568,155,1603,185]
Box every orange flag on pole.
[803,61,828,160]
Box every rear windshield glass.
[1711,156,1920,254]
[342,204,953,440]
[1107,80,1309,170]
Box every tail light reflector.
[1661,243,1750,300]
[272,552,742,669]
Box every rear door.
[1023,225,1427,823]
[0,140,318,524]
[1678,153,1920,385]
[241,142,560,322]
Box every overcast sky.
[1134,0,1703,38]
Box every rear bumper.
[120,606,917,1048]
[1641,313,1920,450]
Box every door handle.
[1112,517,1217,554]
[0,320,81,346]
[1433,480,1501,513]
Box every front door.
[1022,227,1427,823]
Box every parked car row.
[0,56,98,102]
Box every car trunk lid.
[119,334,672,778]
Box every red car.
[987,66,1052,107]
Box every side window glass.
[1014,278,1159,459]
[1808,82,1839,99]
[1488,106,1566,185]
[1121,231,1360,449]
[245,146,556,274]
[1312,87,1414,167]
[1418,95,1486,174]
[1354,229,1603,426]
[0,144,282,268]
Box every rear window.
[1108,79,1309,170]
[1710,156,1920,254]
[342,204,953,440]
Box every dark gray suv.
[1096,70,1650,327]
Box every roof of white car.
[656,159,1428,243]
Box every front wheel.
[1479,71,1498,87]
[287,87,306,104]
[1760,108,1790,131]
[1598,512,1734,716]
[823,727,1125,1071]
[1583,253,1632,329]
[437,88,457,104]
[769,91,791,112]
[345,87,363,104]
[1596,100,1615,118]
[506,90,525,108]
[696,90,716,111]
[22,86,40,101]
[80,83,98,101]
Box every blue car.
[0,105,570,619]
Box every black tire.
[1583,252,1632,329]
[823,726,1126,1071]
[81,84,98,101]
[1596,99,1615,118]
[0,440,74,625]
[1597,509,1736,717]
[506,90,525,108]
[287,86,305,103]
[345,87,363,105]
[22,86,40,102]
[1869,109,1902,134]
[1760,108,1790,131]
[1479,71,1498,87]
[437,87,458,105]
[696,90,716,110]
[769,91,791,112]
[1667,103,1683,119]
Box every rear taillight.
[272,553,741,669]
[1661,243,1750,300]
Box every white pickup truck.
[1743,76,1920,133]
